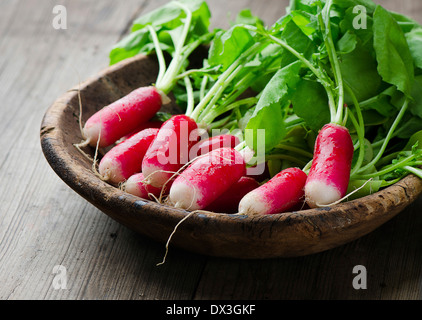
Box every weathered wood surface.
[0,0,421,300]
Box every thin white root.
[315,178,374,208]
[71,72,109,183]
[72,81,92,161]
[141,153,211,205]
[73,140,93,162]
[156,209,213,266]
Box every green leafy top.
[240,0,422,190]
[107,0,422,198]
[109,0,213,94]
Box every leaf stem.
[353,151,419,179]
[345,84,366,176]
[184,76,195,116]
[265,33,337,120]
[189,41,267,122]
[356,98,410,174]
[147,25,167,86]
[319,0,345,125]
[155,1,192,93]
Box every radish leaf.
[245,61,302,152]
[373,5,414,97]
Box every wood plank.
[0,0,207,300]
[0,0,421,301]
[193,196,422,300]
[193,0,422,300]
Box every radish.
[189,134,240,159]
[82,86,164,148]
[141,115,200,188]
[205,176,259,213]
[140,25,271,192]
[98,128,159,184]
[168,147,246,210]
[256,1,357,208]
[77,1,213,149]
[300,2,355,208]
[304,123,354,208]
[238,167,307,215]
[123,172,162,199]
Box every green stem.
[403,166,422,179]
[265,33,337,119]
[175,66,219,80]
[184,76,195,116]
[206,64,244,114]
[199,75,209,101]
[302,159,313,173]
[320,0,345,124]
[356,98,410,174]
[380,178,402,188]
[345,84,366,176]
[188,58,240,120]
[201,95,258,125]
[147,25,167,85]
[207,113,233,129]
[353,152,419,180]
[155,1,193,93]
[173,2,192,57]
[274,143,313,159]
[189,41,267,121]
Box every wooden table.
[0,0,421,301]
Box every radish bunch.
[74,0,422,219]
[74,0,213,172]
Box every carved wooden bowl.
[40,54,422,259]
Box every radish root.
[72,82,94,162]
[156,209,214,266]
[314,178,374,207]
[71,81,110,182]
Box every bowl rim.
[40,54,422,259]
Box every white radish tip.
[238,192,269,216]
[168,182,200,211]
[305,180,341,208]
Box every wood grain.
[0,0,421,300]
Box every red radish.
[189,134,240,160]
[304,123,354,208]
[238,167,307,215]
[82,86,164,148]
[124,172,162,199]
[168,147,246,210]
[205,176,259,213]
[142,114,199,188]
[98,128,159,184]
[119,120,163,142]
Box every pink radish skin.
[305,123,354,208]
[189,134,240,160]
[205,176,259,213]
[98,128,159,184]
[124,173,162,199]
[83,86,163,148]
[168,147,246,210]
[142,115,199,188]
[238,167,307,215]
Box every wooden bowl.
[40,54,422,259]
